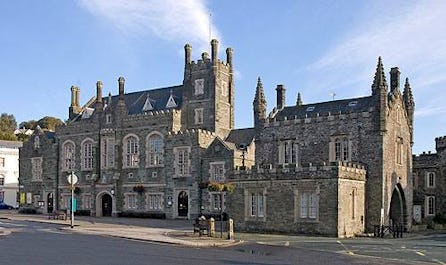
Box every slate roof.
[78,85,183,120]
[225,128,256,148]
[108,85,183,115]
[275,96,374,119]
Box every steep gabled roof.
[275,96,374,119]
[74,85,183,121]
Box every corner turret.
[371,57,388,132]
[253,77,267,130]
[403,77,415,144]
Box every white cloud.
[77,0,221,52]
[306,0,446,111]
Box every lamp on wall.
[111,188,115,196]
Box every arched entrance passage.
[102,194,112,216]
[389,183,407,228]
[47,193,54,213]
[95,191,114,217]
[178,191,188,217]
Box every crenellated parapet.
[435,136,446,153]
[231,161,366,182]
[265,110,372,128]
[123,108,181,122]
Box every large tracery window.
[62,141,75,171]
[81,139,94,170]
[124,135,139,168]
[147,133,164,167]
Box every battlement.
[124,108,180,122]
[189,59,231,72]
[435,136,446,152]
[232,161,366,181]
[167,128,217,139]
[265,110,372,128]
[184,39,232,73]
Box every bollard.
[227,218,234,240]
[209,218,215,237]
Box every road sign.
[67,172,78,185]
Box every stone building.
[413,137,446,224]
[19,127,57,213]
[0,140,22,207]
[19,40,414,237]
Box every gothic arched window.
[81,139,94,170]
[123,135,139,168]
[147,133,164,167]
[62,141,75,171]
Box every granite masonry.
[19,40,414,237]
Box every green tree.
[37,116,64,131]
[19,120,38,129]
[0,113,17,140]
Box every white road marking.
[415,251,425,256]
[337,240,354,255]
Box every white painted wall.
[0,140,22,207]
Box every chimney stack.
[211,39,218,64]
[390,67,400,93]
[276,84,286,110]
[184,43,192,65]
[118,76,125,100]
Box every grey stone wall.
[226,162,366,237]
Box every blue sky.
[1,0,445,154]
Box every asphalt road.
[0,219,443,265]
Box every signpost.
[67,172,78,228]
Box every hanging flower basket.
[207,182,235,193]
[199,181,210,189]
[133,184,145,193]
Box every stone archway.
[95,191,115,217]
[389,183,407,228]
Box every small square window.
[306,106,315,112]
[152,172,158,178]
[128,172,133,178]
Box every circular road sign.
[67,172,79,185]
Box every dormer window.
[143,94,154,111]
[306,106,315,112]
[194,79,204,95]
[81,108,94,119]
[348,101,358,107]
[166,90,178,108]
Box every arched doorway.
[389,183,407,228]
[178,191,188,217]
[102,194,112,217]
[47,193,54,213]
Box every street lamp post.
[67,171,78,229]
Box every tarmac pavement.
[0,210,240,248]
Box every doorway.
[102,194,112,217]
[178,191,188,217]
[47,193,54,213]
